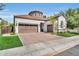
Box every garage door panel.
[18,24,38,33]
[47,25,53,32]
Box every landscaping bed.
[51,32,79,37]
[0,35,23,50]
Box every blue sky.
[0,3,79,23]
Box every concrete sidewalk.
[0,36,79,56]
[55,45,79,56]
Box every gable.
[57,16,67,29]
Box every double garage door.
[18,24,38,33]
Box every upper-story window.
[34,13,36,16]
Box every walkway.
[55,45,79,56]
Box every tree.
[0,18,3,35]
[0,3,5,35]
[9,23,14,33]
[63,8,79,30]
[0,18,1,33]
[49,16,56,25]
[49,16,58,32]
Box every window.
[60,21,63,28]
[34,13,36,16]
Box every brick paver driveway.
[0,33,79,56]
[19,32,65,45]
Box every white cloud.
[0,15,13,17]
[0,11,17,15]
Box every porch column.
[15,22,19,34]
[44,23,47,32]
[38,23,41,32]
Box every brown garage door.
[18,24,38,33]
[47,25,53,32]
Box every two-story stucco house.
[14,11,67,34]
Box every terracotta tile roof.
[14,15,48,21]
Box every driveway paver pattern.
[18,32,65,45]
[0,33,79,56]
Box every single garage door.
[47,25,53,32]
[18,24,38,33]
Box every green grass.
[51,32,79,37]
[0,36,23,50]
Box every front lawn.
[51,32,79,37]
[0,35,23,50]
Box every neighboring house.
[1,19,11,34]
[14,11,67,34]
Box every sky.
[0,3,79,23]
